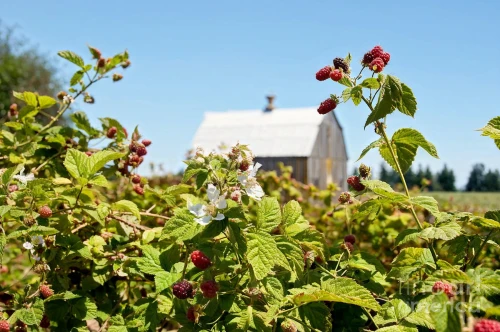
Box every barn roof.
[192,107,344,157]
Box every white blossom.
[63,95,75,105]
[238,162,265,200]
[188,184,227,226]
[23,236,45,261]
[13,167,35,185]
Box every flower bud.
[112,74,123,82]
[359,164,371,179]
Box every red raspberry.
[172,280,194,299]
[190,250,211,270]
[0,320,9,332]
[338,192,351,204]
[370,45,385,59]
[347,176,365,191]
[129,142,138,153]
[106,127,117,138]
[369,57,385,73]
[136,146,147,157]
[344,234,356,244]
[381,52,391,65]
[432,281,454,298]
[329,69,343,82]
[341,241,354,253]
[142,139,152,147]
[38,206,52,218]
[39,284,53,299]
[186,306,196,322]
[362,52,374,65]
[317,98,337,115]
[474,319,500,332]
[9,103,18,116]
[132,175,141,184]
[40,315,50,328]
[200,280,219,298]
[85,151,93,156]
[133,185,144,195]
[239,160,250,171]
[315,66,332,81]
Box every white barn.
[192,96,348,189]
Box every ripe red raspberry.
[369,57,385,73]
[317,98,337,115]
[172,280,194,299]
[142,139,152,147]
[38,206,52,218]
[107,127,117,138]
[0,320,9,332]
[362,52,374,65]
[370,45,385,59]
[315,66,332,81]
[39,284,53,299]
[200,280,219,298]
[432,281,454,298]
[474,319,500,332]
[341,241,354,253]
[186,306,196,322]
[381,52,391,65]
[344,234,356,244]
[132,175,141,184]
[40,315,50,328]
[190,250,211,270]
[239,160,250,171]
[338,192,351,204]
[329,69,343,82]
[347,176,365,191]
[136,146,147,157]
[133,185,144,195]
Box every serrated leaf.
[342,87,352,102]
[394,229,421,246]
[262,277,284,306]
[282,200,303,226]
[28,226,59,236]
[44,291,81,302]
[113,200,140,220]
[16,298,44,325]
[71,111,100,137]
[2,164,24,184]
[365,75,402,127]
[392,248,436,269]
[485,210,500,222]
[430,293,461,332]
[159,210,201,242]
[64,149,90,179]
[420,222,461,241]
[71,297,98,320]
[360,77,380,89]
[479,117,500,142]
[38,95,57,109]
[88,174,109,187]
[404,311,435,329]
[289,278,380,311]
[247,231,284,280]
[353,199,383,221]
[58,50,85,68]
[155,271,181,293]
[351,85,363,106]
[411,196,440,216]
[256,197,281,232]
[88,150,124,174]
[397,83,417,117]
[137,245,163,275]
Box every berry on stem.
[344,234,356,244]
[333,57,349,74]
[0,321,9,332]
[38,206,52,218]
[200,280,219,298]
[142,139,152,147]
[315,66,332,81]
[338,192,351,204]
[40,315,50,328]
[39,284,54,299]
[136,146,147,157]
[347,176,365,191]
[107,127,117,138]
[329,69,343,82]
[432,281,454,298]
[474,319,500,332]
[369,58,385,73]
[359,164,371,178]
[133,185,144,195]
[190,250,211,270]
[172,280,194,299]
[362,52,374,65]
[370,45,385,59]
[186,306,196,322]
[381,52,391,65]
[132,175,141,184]
[317,98,337,115]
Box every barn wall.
[254,157,308,183]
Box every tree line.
[375,163,500,192]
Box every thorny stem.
[360,95,440,268]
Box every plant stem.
[362,307,379,330]
[467,230,494,269]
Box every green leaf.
[182,164,203,183]
[38,95,57,109]
[88,174,109,187]
[159,210,201,242]
[64,149,90,179]
[289,278,380,311]
[392,248,436,269]
[365,75,402,127]
[256,197,281,232]
[88,150,124,174]
[2,164,24,184]
[420,222,461,241]
[16,298,44,325]
[342,87,352,102]
[352,199,383,221]
[57,51,85,68]
[430,293,461,332]
[196,169,209,189]
[392,128,439,158]
[479,117,500,143]
[485,210,500,222]
[282,200,303,226]
[246,231,285,281]
[394,229,421,246]
[70,111,100,137]
[112,200,140,220]
[44,291,81,302]
[28,226,59,236]
[71,297,98,320]
[137,245,164,275]
[70,71,84,86]
[262,277,284,306]
[411,196,440,216]
[0,232,5,265]
[404,311,435,330]
[360,77,380,89]
[397,83,417,117]
[298,303,332,331]
[155,271,181,293]
[350,86,363,106]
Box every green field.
[428,191,500,214]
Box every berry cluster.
[432,281,454,298]
[0,320,9,332]
[38,206,52,218]
[200,280,219,298]
[172,280,194,299]
[191,250,212,270]
[474,319,500,332]
[39,284,54,299]
[362,45,390,73]
[347,176,365,191]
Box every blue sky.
[1,0,499,188]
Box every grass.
[427,191,500,214]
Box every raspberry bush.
[0,44,498,332]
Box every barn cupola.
[264,95,275,112]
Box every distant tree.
[0,21,61,121]
[436,164,456,191]
[482,169,500,191]
[466,164,486,192]
[404,167,418,189]
[379,163,400,186]
[423,166,434,191]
